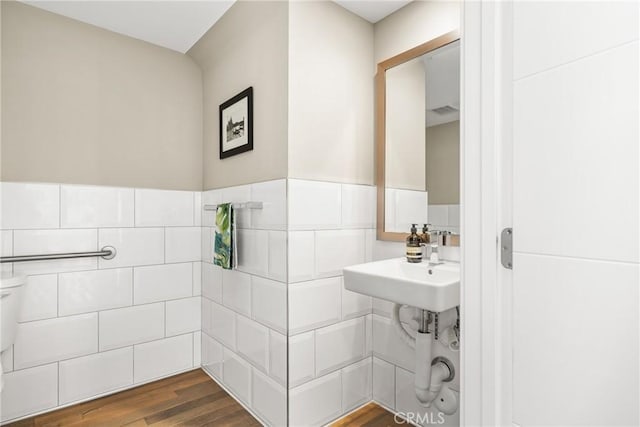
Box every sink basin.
[343,258,460,312]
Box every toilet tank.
[0,274,26,352]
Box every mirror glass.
[383,40,460,235]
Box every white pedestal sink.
[343,258,460,312]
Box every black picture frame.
[219,87,253,159]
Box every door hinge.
[501,228,513,269]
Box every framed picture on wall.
[219,87,253,159]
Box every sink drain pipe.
[392,304,453,407]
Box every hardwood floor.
[330,403,404,427]
[6,369,402,427]
[5,369,261,427]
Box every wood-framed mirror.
[376,30,461,242]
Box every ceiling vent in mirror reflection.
[431,105,459,115]
[424,40,460,127]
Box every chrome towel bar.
[0,246,116,263]
[203,202,263,211]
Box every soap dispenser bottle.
[421,224,432,244]
[406,224,423,263]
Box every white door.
[505,2,639,426]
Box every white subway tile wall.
[60,185,134,229]
[201,333,223,379]
[98,228,164,269]
[133,263,192,305]
[1,183,60,230]
[427,204,460,233]
[98,302,165,351]
[289,330,315,388]
[58,347,133,405]
[269,331,287,387]
[133,334,194,384]
[342,358,372,413]
[59,269,132,316]
[222,347,252,405]
[165,297,201,337]
[165,227,201,263]
[14,313,98,370]
[200,179,288,426]
[314,317,366,377]
[289,278,342,334]
[0,363,58,422]
[288,180,342,230]
[251,277,287,334]
[1,347,13,375]
[222,269,252,317]
[19,274,58,322]
[0,183,202,423]
[289,371,342,426]
[210,301,237,350]
[236,316,270,373]
[287,179,374,425]
[384,188,428,233]
[1,229,13,275]
[372,356,395,409]
[134,189,194,227]
[252,368,287,426]
[13,229,98,275]
[1,177,436,426]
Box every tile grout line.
[133,189,136,228]
[97,309,100,354]
[392,361,396,409]
[56,274,60,318]
[11,230,14,276]
[58,184,61,229]
[57,361,60,405]
[132,343,135,384]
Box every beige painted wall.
[426,120,459,204]
[385,58,425,190]
[189,1,288,190]
[1,2,203,190]
[288,1,374,185]
[374,1,461,64]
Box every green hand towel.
[213,203,235,269]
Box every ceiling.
[20,0,235,53]
[20,1,412,53]
[333,0,412,23]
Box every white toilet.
[0,274,26,391]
